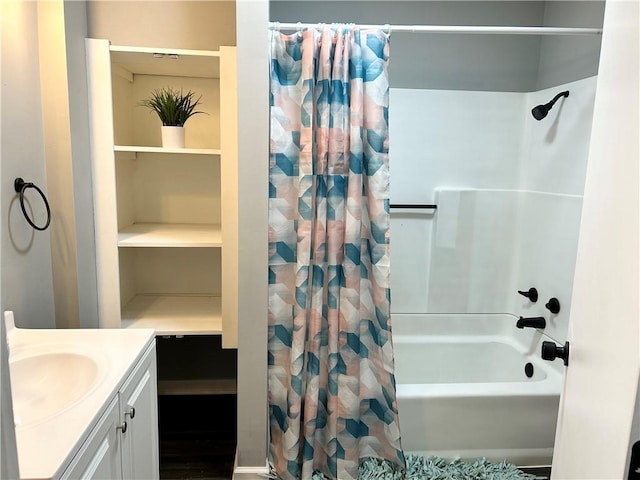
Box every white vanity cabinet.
[59,398,123,480]
[59,342,159,480]
[119,344,159,480]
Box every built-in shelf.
[118,223,222,248]
[114,145,221,156]
[88,39,237,343]
[157,379,237,396]
[121,295,222,335]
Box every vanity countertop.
[7,324,155,480]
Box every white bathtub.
[392,313,562,466]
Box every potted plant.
[139,87,205,148]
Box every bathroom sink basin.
[10,352,100,427]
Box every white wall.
[537,1,605,91]
[235,0,270,474]
[0,0,100,330]
[37,0,81,329]
[1,1,55,329]
[0,4,20,476]
[64,0,100,329]
[87,0,236,50]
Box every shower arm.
[546,91,570,108]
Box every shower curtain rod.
[269,22,602,36]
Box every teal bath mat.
[268,455,536,479]
[356,455,536,479]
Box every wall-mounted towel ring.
[14,178,51,231]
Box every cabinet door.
[60,398,123,480]
[120,343,159,480]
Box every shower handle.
[541,341,570,366]
[517,288,538,302]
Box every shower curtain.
[268,25,404,480]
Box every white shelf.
[118,223,222,248]
[110,46,220,79]
[110,45,220,58]
[121,295,222,335]
[114,145,221,156]
[157,379,237,396]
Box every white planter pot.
[161,126,185,148]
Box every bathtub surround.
[390,77,596,343]
[427,188,582,346]
[268,26,403,480]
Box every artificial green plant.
[139,87,205,126]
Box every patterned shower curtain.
[268,25,404,480]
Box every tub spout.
[516,316,546,329]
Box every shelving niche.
[87,41,238,345]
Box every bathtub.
[392,313,562,467]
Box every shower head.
[531,90,570,120]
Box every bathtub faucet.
[516,316,546,329]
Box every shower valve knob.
[517,288,538,302]
[545,297,560,314]
[542,341,570,366]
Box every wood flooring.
[520,466,552,479]
[159,394,236,479]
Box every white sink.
[9,351,101,427]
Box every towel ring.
[14,178,51,231]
